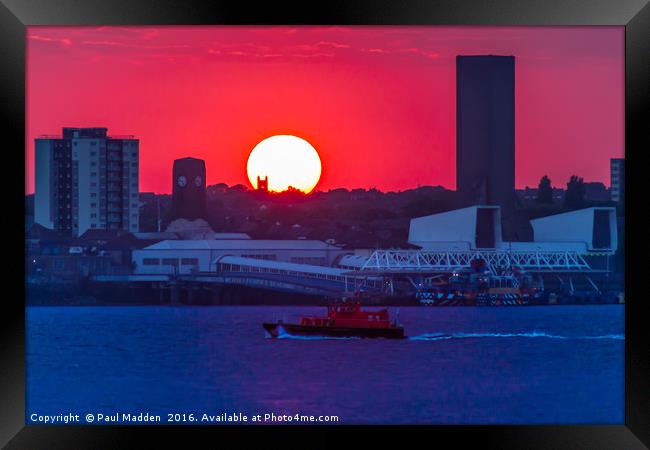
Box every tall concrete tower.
[171,157,206,220]
[456,55,516,215]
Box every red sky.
[26,26,623,194]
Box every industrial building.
[80,203,620,303]
[456,56,516,215]
[336,204,620,304]
[132,239,347,275]
[407,205,616,254]
[409,206,503,251]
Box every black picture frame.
[2,0,647,447]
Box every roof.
[133,231,251,240]
[133,232,179,240]
[174,156,204,162]
[216,256,346,276]
[529,207,617,252]
[337,255,369,268]
[79,229,134,241]
[141,239,342,251]
[409,205,502,248]
[76,230,143,250]
[529,206,616,223]
[212,233,252,239]
[26,223,68,241]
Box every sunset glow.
[246,135,322,193]
[25,26,624,194]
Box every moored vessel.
[416,259,543,306]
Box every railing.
[355,250,594,273]
[215,262,383,289]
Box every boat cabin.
[299,301,392,328]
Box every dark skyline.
[26,26,623,194]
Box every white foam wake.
[409,332,624,341]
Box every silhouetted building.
[516,187,564,202]
[456,55,516,215]
[584,182,610,202]
[171,157,206,220]
[610,158,624,203]
[35,127,139,236]
[257,176,268,193]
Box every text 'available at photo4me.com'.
[29,411,341,424]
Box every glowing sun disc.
[247,135,322,193]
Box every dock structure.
[93,255,382,298]
[339,249,596,275]
[88,205,618,300]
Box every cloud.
[289,52,335,58]
[94,26,160,40]
[29,28,443,64]
[399,47,440,59]
[81,40,190,50]
[28,35,72,46]
[207,47,334,59]
[362,46,440,59]
[248,26,298,35]
[315,41,351,49]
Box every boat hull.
[263,322,406,339]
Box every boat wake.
[263,326,361,340]
[275,333,361,341]
[409,332,624,341]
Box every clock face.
[194,175,202,187]
[177,175,187,187]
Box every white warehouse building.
[529,207,617,253]
[409,206,503,251]
[132,239,347,275]
[407,205,617,255]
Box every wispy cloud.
[29,27,443,64]
[28,35,72,46]
[399,47,440,59]
[248,26,298,35]
[315,41,351,49]
[81,40,191,50]
[289,52,335,58]
[94,26,160,40]
[362,46,440,59]
[207,47,335,59]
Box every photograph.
[24,24,626,426]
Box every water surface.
[26,305,624,424]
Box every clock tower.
[171,157,207,220]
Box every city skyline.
[26,26,624,194]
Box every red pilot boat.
[263,297,405,339]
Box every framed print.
[1,0,648,448]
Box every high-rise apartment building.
[35,127,139,236]
[610,158,625,203]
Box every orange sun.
[246,135,322,193]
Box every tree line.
[536,174,587,208]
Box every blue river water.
[26,305,624,425]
